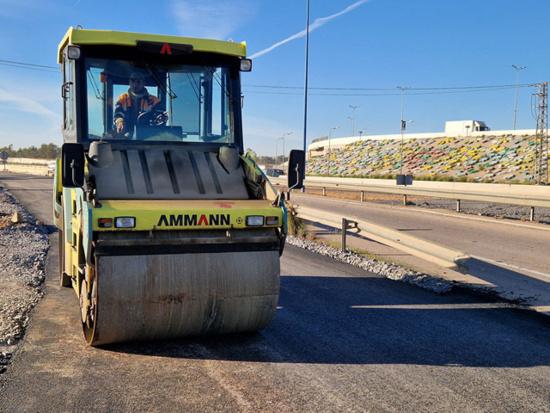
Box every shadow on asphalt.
[458,257,550,305]
[105,275,550,368]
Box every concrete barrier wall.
[2,158,55,176]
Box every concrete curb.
[297,205,469,269]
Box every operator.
[114,72,160,136]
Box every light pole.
[301,0,311,192]
[327,126,339,176]
[348,105,359,136]
[278,132,293,165]
[302,0,310,154]
[399,119,414,175]
[397,86,410,176]
[512,65,526,130]
[347,116,354,136]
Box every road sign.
[0,151,7,171]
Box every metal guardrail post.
[530,207,535,222]
[322,187,326,196]
[341,218,347,252]
[403,194,408,206]
[341,218,359,252]
[360,191,365,202]
[456,199,461,213]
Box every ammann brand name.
[157,214,231,227]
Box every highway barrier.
[273,176,550,220]
[296,205,469,269]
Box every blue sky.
[0,0,548,156]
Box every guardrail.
[272,176,550,221]
[297,206,469,268]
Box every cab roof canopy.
[58,27,247,63]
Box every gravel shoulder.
[0,185,49,373]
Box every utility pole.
[348,105,359,136]
[512,65,527,130]
[534,82,548,185]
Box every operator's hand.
[115,118,125,134]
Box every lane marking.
[351,303,514,310]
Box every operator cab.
[86,53,238,145]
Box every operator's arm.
[114,93,129,133]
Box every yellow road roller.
[53,27,305,346]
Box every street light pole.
[279,132,293,165]
[397,86,409,176]
[348,105,359,136]
[347,116,354,136]
[302,0,310,154]
[512,65,526,130]
[327,126,339,176]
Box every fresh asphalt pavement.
[0,174,549,412]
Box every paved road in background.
[291,192,550,278]
[1,174,549,412]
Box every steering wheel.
[137,110,168,126]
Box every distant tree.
[0,143,61,159]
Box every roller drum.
[89,250,280,346]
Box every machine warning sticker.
[157,214,231,227]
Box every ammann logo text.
[157,214,231,227]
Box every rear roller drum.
[85,250,280,346]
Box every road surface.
[291,192,550,278]
[0,174,549,412]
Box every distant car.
[265,168,284,177]
[47,162,56,177]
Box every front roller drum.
[81,250,280,346]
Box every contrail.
[249,0,370,59]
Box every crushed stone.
[286,235,453,294]
[0,186,49,374]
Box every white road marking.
[351,303,514,310]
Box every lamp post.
[302,0,310,154]
[301,0,311,192]
[399,120,414,175]
[397,86,410,176]
[512,65,526,130]
[347,116,354,136]
[278,132,293,165]
[348,105,359,136]
[327,126,339,176]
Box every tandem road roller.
[53,27,305,346]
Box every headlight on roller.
[115,217,136,228]
[246,215,264,227]
[265,216,279,226]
